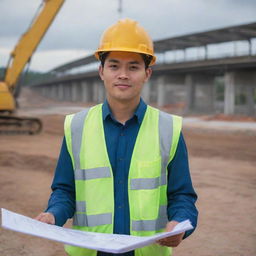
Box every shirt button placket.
[115,125,127,234]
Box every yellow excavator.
[0,0,64,134]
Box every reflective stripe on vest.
[159,110,173,185]
[75,167,111,180]
[132,205,168,231]
[70,108,90,170]
[74,201,112,227]
[73,212,112,227]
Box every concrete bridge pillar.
[54,85,59,99]
[77,83,83,102]
[206,81,215,111]
[48,86,52,98]
[71,82,79,102]
[64,84,71,101]
[98,83,105,102]
[224,72,235,115]
[92,80,105,103]
[46,86,50,98]
[246,85,255,116]
[50,85,56,99]
[41,87,45,97]
[185,74,196,112]
[43,87,48,97]
[198,76,215,112]
[92,81,98,102]
[142,81,151,103]
[157,77,166,107]
[81,81,91,102]
[57,83,64,101]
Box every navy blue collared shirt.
[46,99,198,256]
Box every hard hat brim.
[94,49,156,66]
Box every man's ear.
[144,68,152,83]
[99,65,104,81]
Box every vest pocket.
[137,157,161,178]
[130,158,161,221]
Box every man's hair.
[99,52,109,67]
[99,52,152,69]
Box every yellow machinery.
[0,0,64,134]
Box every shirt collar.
[102,98,147,124]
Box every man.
[36,18,198,256]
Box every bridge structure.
[31,22,256,116]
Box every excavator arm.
[5,0,65,91]
[0,0,64,134]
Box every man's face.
[99,51,152,104]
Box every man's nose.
[118,68,129,79]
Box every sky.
[0,0,256,72]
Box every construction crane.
[0,0,65,134]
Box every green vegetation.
[0,67,55,86]
[21,70,55,86]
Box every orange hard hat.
[95,18,156,65]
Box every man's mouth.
[115,84,131,89]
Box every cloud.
[0,1,41,37]
[0,0,255,71]
[31,49,92,72]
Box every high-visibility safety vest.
[64,104,182,256]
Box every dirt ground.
[1,89,256,256]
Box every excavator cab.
[0,81,15,112]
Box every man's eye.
[109,64,118,69]
[130,66,139,70]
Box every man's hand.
[157,221,185,247]
[35,212,55,225]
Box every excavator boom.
[0,0,64,134]
[5,0,65,90]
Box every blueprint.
[1,208,193,253]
